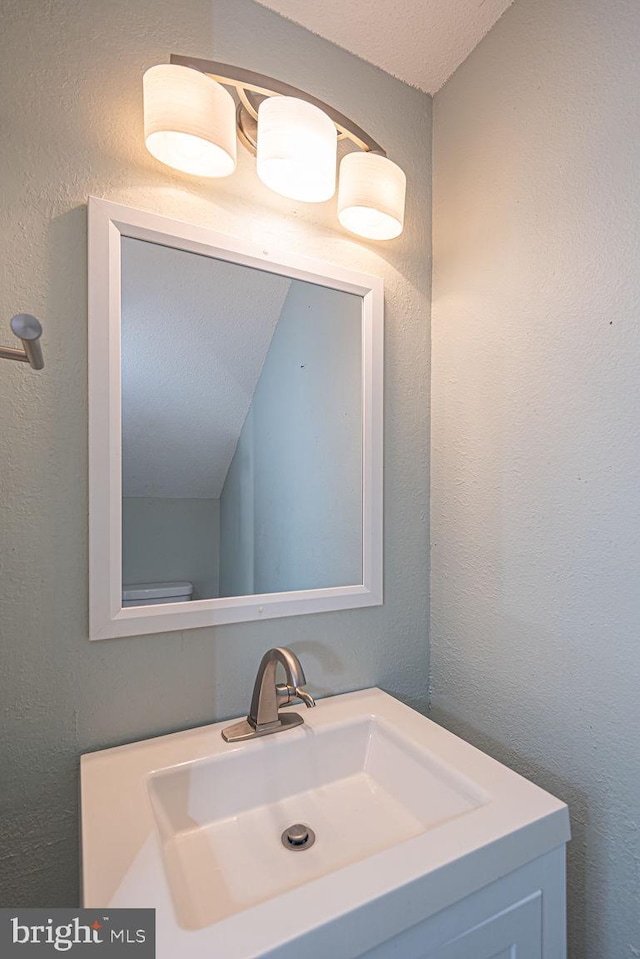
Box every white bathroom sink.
[148,713,485,929]
[81,688,569,959]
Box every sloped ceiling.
[254,0,513,93]
[121,237,291,499]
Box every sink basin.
[81,688,569,959]
[148,714,486,929]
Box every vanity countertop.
[81,687,570,959]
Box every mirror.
[89,198,383,639]
[121,239,363,600]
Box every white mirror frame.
[88,196,383,640]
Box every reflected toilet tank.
[122,582,193,607]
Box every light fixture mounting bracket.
[169,54,386,158]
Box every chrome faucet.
[222,647,316,743]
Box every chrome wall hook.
[0,314,44,370]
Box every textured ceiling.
[121,238,291,499]
[255,0,513,93]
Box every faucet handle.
[294,686,316,708]
[295,687,316,708]
[276,683,316,709]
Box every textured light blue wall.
[432,0,640,954]
[220,281,362,596]
[122,497,220,599]
[220,412,256,596]
[0,0,431,907]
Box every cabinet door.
[426,893,542,959]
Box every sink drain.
[281,823,316,851]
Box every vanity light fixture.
[143,64,237,178]
[142,55,406,240]
[338,152,407,241]
[256,96,337,203]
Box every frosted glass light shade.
[256,97,337,203]
[338,152,406,240]
[143,65,237,178]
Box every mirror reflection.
[121,238,363,607]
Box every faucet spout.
[249,647,309,728]
[221,647,315,743]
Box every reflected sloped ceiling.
[121,238,291,499]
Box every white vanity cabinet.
[359,847,565,959]
[81,688,570,959]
